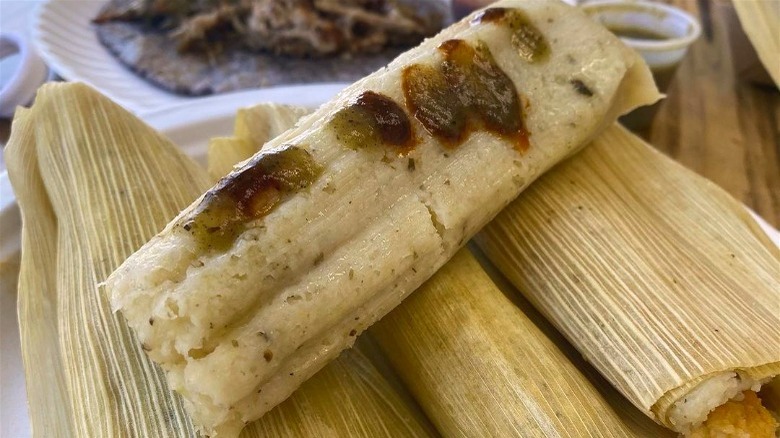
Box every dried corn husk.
[233,104,309,146]
[733,0,780,87]
[249,337,437,438]
[207,137,257,182]
[5,107,74,435]
[7,83,207,437]
[207,104,310,181]
[371,247,673,437]
[476,124,780,433]
[6,83,434,437]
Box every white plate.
[32,0,345,113]
[141,84,347,163]
[0,84,344,438]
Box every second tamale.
[477,125,780,436]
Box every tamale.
[211,104,437,438]
[106,1,660,434]
[371,248,673,437]
[7,83,436,437]
[217,103,671,436]
[477,124,780,436]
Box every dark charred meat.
[94,0,448,57]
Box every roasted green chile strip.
[441,39,526,147]
[181,146,322,250]
[401,63,467,145]
[471,7,550,63]
[403,39,529,151]
[329,91,414,153]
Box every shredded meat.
[94,0,446,57]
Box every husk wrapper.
[477,124,780,431]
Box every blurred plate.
[32,0,585,115]
[33,0,350,114]
[33,0,186,113]
[141,83,347,164]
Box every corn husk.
[233,104,309,146]
[5,107,74,435]
[733,0,780,87]
[249,337,437,438]
[6,83,435,437]
[7,82,213,436]
[371,247,673,437]
[476,124,780,432]
[207,103,309,181]
[207,137,256,182]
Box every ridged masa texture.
[6,83,437,438]
[477,124,780,435]
[203,102,439,438]
[106,0,660,434]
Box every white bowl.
[582,0,702,70]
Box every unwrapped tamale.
[6,83,437,438]
[106,0,660,435]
